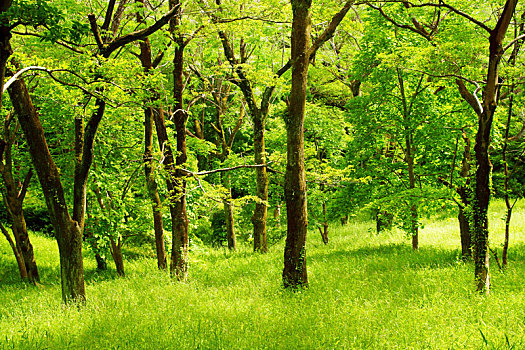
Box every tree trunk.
[8,204,39,282]
[406,138,418,250]
[0,221,28,280]
[282,0,312,289]
[319,200,328,245]
[458,204,471,259]
[221,172,236,251]
[110,237,125,277]
[252,113,268,253]
[1,161,39,282]
[164,2,189,280]
[470,0,517,293]
[136,0,167,271]
[8,61,85,302]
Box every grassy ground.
[1,201,525,349]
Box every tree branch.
[17,168,33,201]
[182,163,272,176]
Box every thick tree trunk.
[282,0,312,289]
[252,113,268,253]
[8,62,85,302]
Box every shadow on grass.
[0,254,120,289]
[309,243,465,271]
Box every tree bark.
[282,0,312,289]
[137,31,168,270]
[0,221,27,280]
[221,172,236,250]
[9,68,85,301]
[168,0,189,280]
[470,0,517,293]
[110,237,125,277]
[252,112,268,252]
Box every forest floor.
[1,200,525,349]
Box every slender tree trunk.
[252,112,268,252]
[0,221,27,280]
[406,137,418,250]
[319,201,329,244]
[144,105,168,270]
[221,172,236,251]
[1,159,39,282]
[138,35,168,270]
[501,91,514,268]
[282,0,312,289]
[8,202,39,282]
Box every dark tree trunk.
[138,33,168,270]
[168,5,190,280]
[282,0,312,289]
[110,237,125,277]
[221,172,236,251]
[1,154,39,283]
[319,191,328,244]
[8,202,39,282]
[252,112,268,253]
[458,205,471,259]
[0,221,27,280]
[470,0,517,292]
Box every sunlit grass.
[1,200,525,349]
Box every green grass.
[1,200,525,349]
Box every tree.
[2,0,179,301]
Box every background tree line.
[0,0,524,302]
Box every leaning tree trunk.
[8,62,85,302]
[282,0,312,289]
[7,202,39,282]
[0,221,27,280]
[1,159,39,282]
